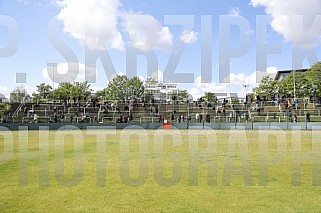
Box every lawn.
[0,129,320,212]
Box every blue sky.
[1,0,321,99]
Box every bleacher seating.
[4,97,321,124]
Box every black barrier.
[0,122,318,130]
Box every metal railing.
[296,109,320,116]
[22,116,51,123]
[140,117,159,123]
[75,116,92,123]
[12,101,25,118]
[265,116,281,123]
[102,117,117,123]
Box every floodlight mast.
[293,68,296,99]
[52,64,55,103]
[292,46,296,99]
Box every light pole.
[202,101,205,127]
[243,84,249,95]
[292,50,296,99]
[293,68,296,98]
[51,64,55,103]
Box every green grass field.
[0,129,321,212]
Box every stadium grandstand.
[1,67,321,126]
[0,90,320,125]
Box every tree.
[252,61,321,100]
[253,76,279,99]
[278,71,311,98]
[95,89,107,100]
[73,82,93,98]
[308,61,321,82]
[127,76,145,99]
[101,75,145,101]
[52,82,93,100]
[52,82,74,100]
[202,92,217,102]
[307,62,321,96]
[32,83,52,102]
[10,85,28,103]
[105,75,129,100]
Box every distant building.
[10,93,31,103]
[274,68,308,81]
[144,81,192,102]
[0,94,8,103]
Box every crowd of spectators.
[2,93,321,124]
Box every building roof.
[274,68,308,81]
[0,93,6,99]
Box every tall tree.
[52,82,93,100]
[105,75,129,100]
[307,62,321,96]
[253,76,279,99]
[101,75,145,101]
[253,62,321,99]
[202,92,217,102]
[32,83,52,102]
[127,76,144,99]
[73,82,93,98]
[279,71,311,98]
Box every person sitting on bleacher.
[60,114,65,123]
[24,107,28,116]
[54,113,58,123]
[86,101,91,108]
[293,114,297,123]
[1,115,7,123]
[124,115,128,123]
[229,112,233,123]
[82,114,86,123]
[28,108,35,117]
[30,114,38,123]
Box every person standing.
[31,114,38,123]
[306,112,311,122]
[196,112,200,123]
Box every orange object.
[162,122,171,129]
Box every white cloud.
[180,30,199,44]
[228,7,241,17]
[187,69,277,100]
[126,14,173,51]
[156,27,173,50]
[42,62,98,85]
[55,0,124,51]
[16,0,29,5]
[54,0,174,52]
[250,0,321,49]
